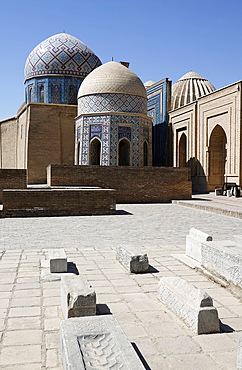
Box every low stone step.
[60,315,146,370]
[61,276,96,319]
[116,244,149,273]
[157,276,220,334]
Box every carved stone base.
[158,276,220,335]
[116,244,149,273]
[60,316,146,370]
[238,334,242,370]
[201,240,242,289]
[61,276,96,319]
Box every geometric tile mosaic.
[25,77,82,105]
[25,33,101,81]
[110,115,140,166]
[118,126,131,141]
[78,93,147,115]
[80,116,110,166]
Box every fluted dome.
[78,61,147,115]
[24,33,101,82]
[171,71,215,110]
[78,61,147,99]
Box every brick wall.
[47,165,192,203]
[2,188,116,217]
[0,170,27,203]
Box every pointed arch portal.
[179,133,187,167]
[208,125,227,190]
[90,138,101,165]
[119,139,130,166]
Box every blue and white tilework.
[25,33,101,81]
[79,116,110,166]
[25,77,82,105]
[131,117,140,166]
[118,126,131,141]
[78,94,147,115]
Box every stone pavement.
[0,203,241,369]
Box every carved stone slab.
[234,235,242,244]
[157,277,220,334]
[49,249,67,273]
[201,240,242,289]
[61,276,96,319]
[60,316,146,370]
[186,228,212,263]
[238,334,242,370]
[116,244,149,273]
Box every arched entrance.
[119,139,130,166]
[208,125,227,190]
[90,138,101,165]
[143,141,148,166]
[179,133,187,167]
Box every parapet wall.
[47,165,192,203]
[2,188,116,217]
[0,169,27,203]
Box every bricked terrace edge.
[1,188,116,217]
[47,165,192,203]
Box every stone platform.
[173,192,242,219]
[1,186,116,217]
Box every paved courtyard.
[0,203,241,369]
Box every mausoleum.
[169,71,242,192]
[0,33,102,183]
[75,61,153,167]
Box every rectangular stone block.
[116,244,149,273]
[238,334,242,370]
[157,276,220,334]
[49,249,67,273]
[215,188,223,196]
[60,315,146,370]
[61,276,96,319]
[186,227,212,263]
[201,240,242,289]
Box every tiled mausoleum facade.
[75,62,152,167]
[146,79,171,166]
[24,33,101,105]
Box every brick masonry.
[47,165,192,203]
[2,188,116,217]
[0,169,27,203]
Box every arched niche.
[77,141,81,165]
[118,138,130,166]
[90,138,101,165]
[208,124,227,190]
[179,133,187,167]
[143,141,148,166]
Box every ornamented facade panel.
[146,79,171,166]
[78,116,110,166]
[25,77,82,105]
[78,94,147,115]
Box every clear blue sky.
[0,0,241,121]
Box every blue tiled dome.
[24,33,102,82]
